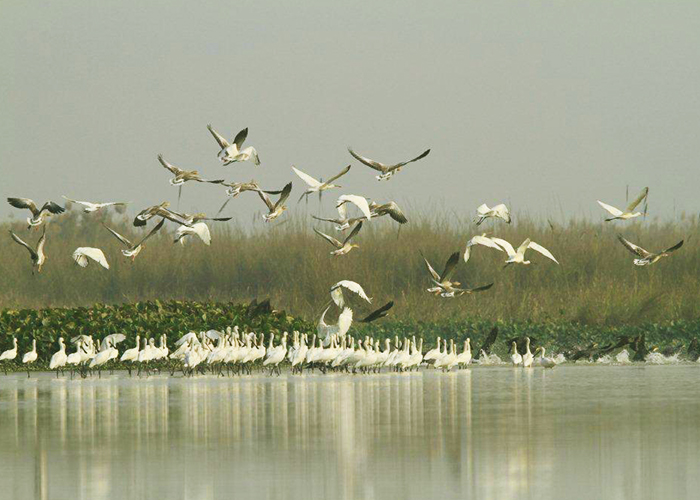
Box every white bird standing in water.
[522,337,534,368]
[0,338,18,374]
[510,341,522,366]
[22,339,37,377]
[597,187,649,221]
[490,237,559,266]
[535,347,557,368]
[474,203,511,225]
[207,125,260,165]
[49,337,68,375]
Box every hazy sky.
[2,1,700,225]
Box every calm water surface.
[0,366,699,500]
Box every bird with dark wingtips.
[207,124,260,166]
[617,234,684,266]
[9,227,47,274]
[348,146,430,181]
[359,301,394,323]
[7,198,65,228]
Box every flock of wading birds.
[2,124,687,376]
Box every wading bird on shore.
[616,234,684,266]
[207,125,260,165]
[0,338,18,374]
[62,196,129,213]
[535,347,557,368]
[72,247,110,269]
[104,219,165,261]
[474,203,511,225]
[22,339,37,377]
[489,238,559,266]
[49,338,67,376]
[597,187,648,221]
[257,182,292,222]
[314,221,363,256]
[348,147,430,181]
[293,165,351,203]
[7,198,65,228]
[9,228,46,274]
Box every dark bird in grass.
[565,342,598,361]
[358,301,395,323]
[616,234,684,266]
[477,326,499,356]
[631,334,650,362]
[348,146,430,181]
[7,198,65,228]
[686,338,700,361]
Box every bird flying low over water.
[72,247,110,269]
[207,124,260,166]
[475,203,511,225]
[597,187,649,221]
[104,219,165,261]
[257,182,293,222]
[62,196,129,213]
[358,301,394,323]
[369,201,408,224]
[330,280,371,308]
[489,237,559,266]
[7,198,65,228]
[314,221,363,256]
[463,234,504,263]
[293,165,351,203]
[422,251,493,297]
[616,234,683,266]
[9,227,46,274]
[348,147,430,181]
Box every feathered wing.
[233,128,248,150]
[103,225,133,247]
[421,252,441,282]
[490,237,516,257]
[616,234,651,258]
[207,124,230,148]
[134,218,165,248]
[597,200,623,217]
[464,235,503,262]
[492,204,511,222]
[314,228,342,248]
[343,221,363,244]
[347,147,386,172]
[662,239,684,255]
[527,241,559,264]
[292,167,322,188]
[440,252,460,282]
[73,247,109,269]
[390,148,431,170]
[9,231,37,259]
[157,154,183,175]
[457,283,494,294]
[7,197,39,215]
[337,195,372,220]
[39,201,65,215]
[626,187,649,212]
[359,301,394,323]
[324,165,351,185]
[274,182,293,209]
[374,202,408,223]
[476,203,490,216]
[257,190,275,211]
[332,280,371,304]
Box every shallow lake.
[0,365,699,500]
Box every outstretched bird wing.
[626,187,649,212]
[527,241,559,264]
[617,234,651,258]
[207,124,230,148]
[347,147,387,172]
[9,231,37,259]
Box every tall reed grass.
[1,204,697,325]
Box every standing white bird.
[616,235,684,266]
[293,165,351,202]
[174,222,212,246]
[490,238,559,266]
[474,203,511,225]
[597,187,649,221]
[72,247,110,269]
[207,125,260,165]
[463,234,504,263]
[348,147,431,181]
[49,337,68,375]
[336,195,373,221]
[7,198,65,228]
[22,339,37,377]
[522,337,534,368]
[535,347,557,368]
[0,338,18,374]
[62,196,129,213]
[314,221,363,256]
[9,228,47,274]
[257,182,293,222]
[330,280,372,308]
[510,341,522,366]
[104,219,165,261]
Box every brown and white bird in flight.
[597,187,649,221]
[7,198,65,228]
[207,125,260,166]
[257,182,293,222]
[292,165,351,203]
[616,234,683,266]
[9,227,47,274]
[314,221,363,256]
[104,219,165,261]
[348,147,430,181]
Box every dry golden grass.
[1,205,698,325]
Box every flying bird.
[348,147,430,181]
[134,202,170,227]
[336,195,373,221]
[293,165,351,203]
[597,187,649,221]
[62,196,129,213]
[490,238,559,266]
[72,247,110,269]
[174,222,211,246]
[463,234,504,263]
[369,201,408,224]
[318,306,354,346]
[9,227,46,274]
[358,301,394,323]
[154,207,232,227]
[7,198,65,228]
[207,124,260,165]
[216,181,284,215]
[314,221,363,256]
[257,182,292,222]
[616,234,683,266]
[157,155,224,186]
[422,251,493,297]
[104,219,165,261]
[474,203,511,225]
[330,280,371,308]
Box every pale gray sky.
[2,1,700,224]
